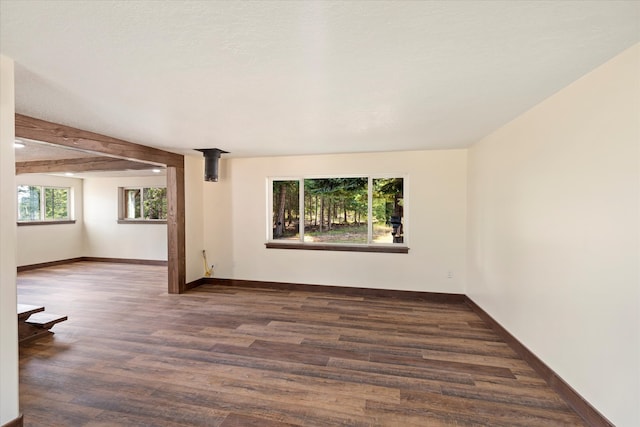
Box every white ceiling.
[1,1,638,158]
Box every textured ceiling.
[1,1,638,158]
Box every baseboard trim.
[185,277,208,291]
[17,257,84,272]
[81,257,167,266]
[465,297,613,427]
[2,414,23,427]
[18,257,167,271]
[198,277,466,303]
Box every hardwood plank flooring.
[17,261,585,426]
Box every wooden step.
[26,312,68,329]
[19,311,67,344]
[17,304,44,320]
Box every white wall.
[467,44,639,427]
[202,157,233,280]
[16,174,84,266]
[14,162,208,284]
[83,175,167,261]
[0,55,20,425]
[204,150,468,293]
[185,155,205,284]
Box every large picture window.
[119,187,167,221]
[17,185,71,223]
[269,176,406,252]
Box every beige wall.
[16,174,84,266]
[0,54,19,425]
[83,175,168,261]
[14,162,208,284]
[200,156,233,280]
[185,155,206,283]
[204,149,468,293]
[467,44,639,427]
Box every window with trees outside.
[119,187,168,222]
[268,176,406,253]
[17,185,71,223]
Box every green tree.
[17,185,40,221]
[273,181,299,238]
[143,187,167,219]
[304,178,367,232]
[373,178,404,242]
[44,188,69,220]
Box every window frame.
[16,185,73,225]
[118,186,168,224]
[266,174,408,253]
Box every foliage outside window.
[121,187,167,220]
[17,185,71,222]
[270,177,405,246]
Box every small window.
[17,185,71,222]
[372,178,404,244]
[273,180,300,241]
[17,185,41,221]
[268,176,406,252]
[124,188,142,219]
[119,187,167,221]
[44,187,70,220]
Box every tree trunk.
[344,202,347,224]
[319,196,325,232]
[275,186,287,238]
[314,195,318,226]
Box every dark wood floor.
[17,261,585,426]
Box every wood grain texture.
[206,278,465,303]
[15,114,182,167]
[25,312,67,329]
[465,297,613,427]
[16,221,76,227]
[17,305,50,344]
[17,258,164,272]
[166,165,186,294]
[80,257,167,266]
[17,305,45,320]
[265,242,409,254]
[18,262,586,426]
[16,157,155,175]
[19,310,68,344]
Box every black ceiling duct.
[195,148,228,182]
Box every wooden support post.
[167,165,186,294]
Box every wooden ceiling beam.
[15,114,183,168]
[14,113,186,294]
[16,157,159,175]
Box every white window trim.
[16,185,72,223]
[118,186,168,223]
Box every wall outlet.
[447,271,453,279]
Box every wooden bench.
[17,304,68,343]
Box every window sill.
[265,242,409,254]
[117,219,167,225]
[17,220,76,226]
